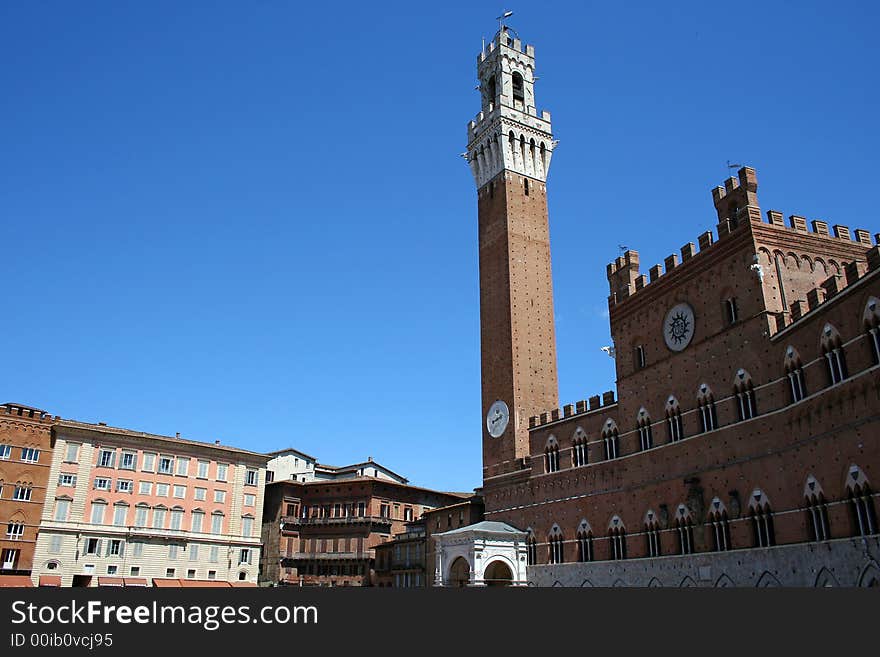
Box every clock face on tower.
[486,400,510,438]
[663,302,695,352]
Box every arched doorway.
[483,560,513,587]
[449,557,470,587]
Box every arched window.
[152,505,167,530]
[608,516,627,560]
[784,346,807,403]
[665,396,685,442]
[544,436,560,473]
[511,71,524,104]
[734,369,757,421]
[634,345,646,370]
[708,497,731,551]
[846,466,877,537]
[697,384,717,433]
[804,476,830,542]
[548,525,564,564]
[644,510,661,557]
[749,490,775,547]
[821,324,848,385]
[526,529,537,565]
[485,75,497,107]
[602,420,619,460]
[576,520,593,562]
[571,428,588,468]
[636,408,653,451]
[674,505,694,555]
[864,298,880,365]
[723,297,739,325]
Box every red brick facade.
[479,166,880,582]
[0,404,54,578]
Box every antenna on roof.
[727,160,742,177]
[497,10,513,33]
[618,244,628,255]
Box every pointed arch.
[544,435,560,473]
[665,395,684,442]
[748,489,775,547]
[864,297,880,365]
[714,573,735,588]
[636,407,653,451]
[576,519,594,562]
[734,369,757,420]
[814,567,839,587]
[784,345,808,403]
[647,577,663,588]
[804,474,830,541]
[644,509,661,557]
[708,497,731,551]
[608,515,627,560]
[602,419,620,460]
[756,571,782,587]
[548,524,565,564]
[857,562,880,587]
[697,383,717,432]
[525,527,537,565]
[679,575,696,588]
[846,465,877,537]
[821,323,848,385]
[571,426,588,467]
[580,578,595,587]
[674,503,695,555]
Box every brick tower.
[467,25,559,477]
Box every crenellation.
[635,274,648,291]
[845,260,866,285]
[811,219,829,236]
[563,404,575,417]
[766,210,784,226]
[806,287,826,310]
[854,229,871,245]
[821,274,842,298]
[789,215,808,232]
[698,230,714,251]
[602,390,615,406]
[588,395,600,410]
[833,225,851,240]
[575,400,588,414]
[649,264,663,282]
[790,300,808,320]
[868,246,880,270]
[681,242,697,261]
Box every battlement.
[607,166,879,307]
[774,245,880,332]
[528,390,617,430]
[1,403,57,423]
[477,27,535,65]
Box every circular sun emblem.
[663,303,695,352]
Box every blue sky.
[1,1,877,492]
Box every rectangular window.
[176,458,189,476]
[49,535,62,554]
[191,512,204,533]
[239,548,251,565]
[168,545,178,560]
[108,539,123,557]
[0,444,10,460]
[20,448,40,463]
[13,486,32,501]
[132,542,143,558]
[245,469,258,486]
[158,456,174,475]
[214,490,226,504]
[189,544,199,561]
[244,494,255,507]
[187,569,196,579]
[207,570,216,580]
[138,481,152,495]
[156,483,169,497]
[6,523,24,540]
[197,461,209,479]
[54,499,70,522]
[58,473,77,487]
[90,503,107,525]
[94,477,111,492]
[152,508,166,529]
[116,480,133,494]
[120,451,136,470]
[134,507,148,527]
[106,565,118,575]
[173,485,186,499]
[242,516,254,538]
[65,443,80,463]
[170,509,184,531]
[85,538,101,555]
[165,568,175,578]
[142,453,156,472]
[194,487,206,501]
[113,505,127,526]
[358,502,366,517]
[216,464,228,482]
[211,514,223,535]
[130,566,140,576]
[98,449,116,468]
[209,546,219,563]
[380,504,389,518]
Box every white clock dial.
[663,302,695,352]
[486,400,510,438]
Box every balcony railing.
[281,515,393,528]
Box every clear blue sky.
[2,1,877,492]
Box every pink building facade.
[32,419,267,586]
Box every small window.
[120,452,136,470]
[245,469,258,486]
[58,473,77,487]
[635,345,646,370]
[21,448,40,463]
[98,449,116,469]
[724,298,738,326]
[511,71,525,103]
[524,178,530,196]
[158,456,174,475]
[216,464,228,482]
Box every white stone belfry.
[433,521,529,586]
[467,26,554,189]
